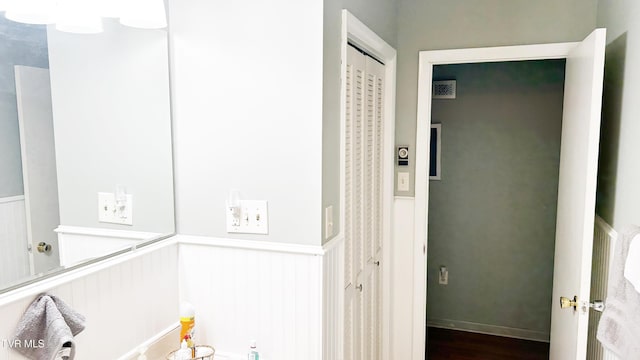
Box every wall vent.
[433,80,456,99]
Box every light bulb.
[119,0,167,29]
[55,0,103,34]
[5,0,55,24]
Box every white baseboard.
[428,319,549,342]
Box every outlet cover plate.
[98,192,133,225]
[226,200,269,234]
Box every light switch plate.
[98,192,115,223]
[325,205,334,239]
[227,200,269,234]
[398,172,410,192]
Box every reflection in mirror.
[0,16,174,293]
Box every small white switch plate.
[98,192,133,225]
[227,200,269,234]
[325,205,334,240]
[398,172,410,192]
[98,192,115,223]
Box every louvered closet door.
[345,44,385,360]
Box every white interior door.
[549,28,606,360]
[15,65,61,275]
[363,53,384,360]
[345,44,384,360]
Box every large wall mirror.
[0,16,174,293]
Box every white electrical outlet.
[439,266,448,285]
[113,194,133,225]
[226,200,268,234]
[98,192,133,225]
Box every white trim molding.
[54,225,162,240]
[428,319,550,343]
[0,195,25,204]
[413,42,580,360]
[176,234,324,256]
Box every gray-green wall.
[427,60,565,339]
[596,1,640,229]
[0,19,48,198]
[396,0,598,196]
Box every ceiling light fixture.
[2,0,167,34]
[5,0,56,25]
[119,0,167,29]
[56,0,103,34]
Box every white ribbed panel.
[0,242,178,360]
[0,197,30,289]
[323,236,344,360]
[177,235,323,360]
[587,216,619,360]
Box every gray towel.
[597,225,640,359]
[13,294,86,360]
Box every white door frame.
[412,41,579,359]
[341,10,396,360]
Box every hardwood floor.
[427,327,549,360]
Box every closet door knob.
[37,242,52,253]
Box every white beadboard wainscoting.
[392,196,416,359]
[55,225,163,267]
[322,235,344,360]
[588,216,619,360]
[0,239,178,360]
[177,235,324,360]
[0,197,30,289]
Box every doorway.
[411,29,606,360]
[424,59,566,358]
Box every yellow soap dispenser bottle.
[179,302,195,344]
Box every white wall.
[169,0,324,246]
[47,20,174,234]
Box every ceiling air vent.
[432,80,456,99]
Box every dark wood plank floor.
[427,327,549,360]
